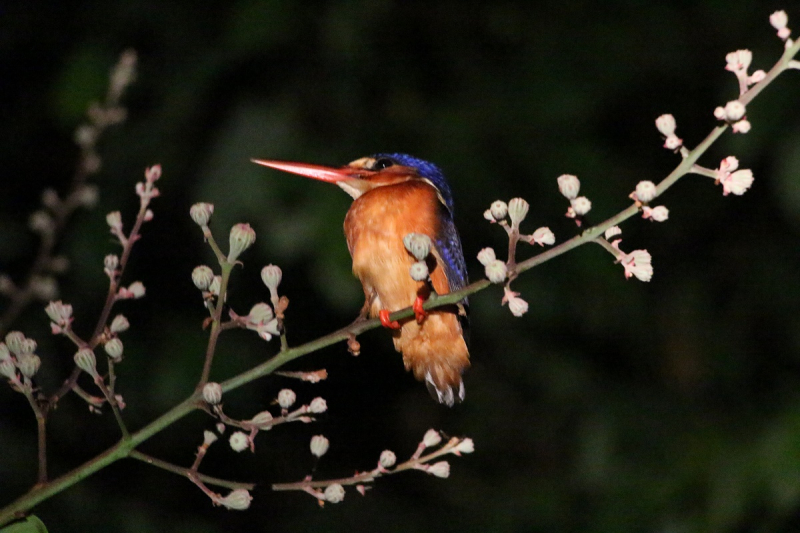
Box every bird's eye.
[372,157,395,170]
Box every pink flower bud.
[409,261,429,281]
[620,249,653,282]
[308,397,328,413]
[74,348,98,378]
[192,265,214,290]
[655,114,677,136]
[725,50,752,72]
[732,120,751,134]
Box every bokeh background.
[2,1,800,532]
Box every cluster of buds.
[604,227,653,282]
[45,300,73,334]
[0,332,42,389]
[403,233,433,281]
[484,198,556,245]
[629,181,669,222]
[556,175,592,224]
[282,428,474,506]
[770,10,792,42]
[135,164,162,212]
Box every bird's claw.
[379,309,401,329]
[413,295,428,324]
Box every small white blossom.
[620,249,653,282]
[633,181,657,203]
[217,489,252,510]
[190,203,214,228]
[454,438,475,454]
[570,197,592,216]
[202,382,223,405]
[110,314,130,333]
[423,429,442,448]
[732,120,751,134]
[484,260,508,284]
[250,410,274,429]
[379,450,397,468]
[722,169,754,196]
[530,227,555,246]
[476,248,496,266]
[324,484,345,503]
[229,431,249,452]
[277,388,296,409]
[403,233,433,261]
[489,200,508,220]
[655,114,676,136]
[203,430,218,446]
[605,226,622,239]
[427,461,450,478]
[642,206,670,222]
[310,435,330,458]
[227,223,256,262]
[507,198,529,227]
[308,397,328,414]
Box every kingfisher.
[252,154,470,406]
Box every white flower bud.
[104,254,119,276]
[260,264,282,294]
[409,261,429,281]
[379,450,397,468]
[106,211,123,232]
[277,388,296,409]
[454,438,475,454]
[655,114,677,136]
[476,248,496,266]
[4,332,25,355]
[507,198,529,227]
[723,100,746,122]
[104,338,123,362]
[310,435,330,457]
[605,226,622,239]
[323,484,345,503]
[192,266,214,290]
[634,181,657,203]
[770,10,789,30]
[570,197,592,216]
[45,300,73,325]
[732,120,751,134]
[725,50,752,72]
[0,343,10,361]
[203,430,218,446]
[250,410,274,429]
[227,223,256,262]
[74,348,98,377]
[218,489,252,510]
[423,429,442,448]
[110,314,130,333]
[556,174,581,200]
[248,303,274,324]
[127,282,146,299]
[0,359,17,379]
[308,397,328,414]
[427,461,450,478]
[530,227,555,246]
[189,203,214,227]
[229,431,249,452]
[649,206,669,222]
[484,260,507,284]
[202,382,223,405]
[489,200,508,220]
[403,233,433,261]
[16,354,41,378]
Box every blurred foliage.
[2,1,800,532]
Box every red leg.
[379,309,401,329]
[413,295,428,324]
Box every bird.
[252,153,470,406]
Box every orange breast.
[343,181,469,403]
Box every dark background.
[2,1,800,532]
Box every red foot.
[379,309,401,329]
[413,295,428,324]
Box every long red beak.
[251,159,356,183]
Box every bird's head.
[252,153,455,215]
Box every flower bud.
[379,450,397,468]
[507,198,529,227]
[725,49,752,72]
[722,100,746,122]
[0,343,10,361]
[489,200,508,221]
[250,410,274,429]
[324,484,345,504]
[260,264,282,294]
[104,338,123,362]
[655,114,677,136]
[203,430,218,446]
[310,435,330,458]
[106,211,123,233]
[308,397,328,414]
[189,203,214,228]
[4,332,25,355]
[476,248,496,266]
[427,461,450,478]
[423,429,442,448]
[104,255,119,276]
[110,314,130,333]
[16,354,41,378]
[208,276,221,296]
[218,489,252,510]
[248,303,274,324]
[277,388,296,409]
[409,261,429,281]
[202,382,223,404]
[192,265,214,290]
[647,206,670,222]
[29,211,54,235]
[556,174,581,200]
[454,438,475,454]
[0,359,16,379]
[145,164,162,183]
[634,181,657,203]
[605,226,622,239]
[229,431,249,452]
[484,260,507,284]
[45,300,73,326]
[507,295,529,317]
[530,227,555,246]
[228,223,256,262]
[74,348,98,378]
[570,197,592,216]
[127,281,146,299]
[403,233,432,261]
